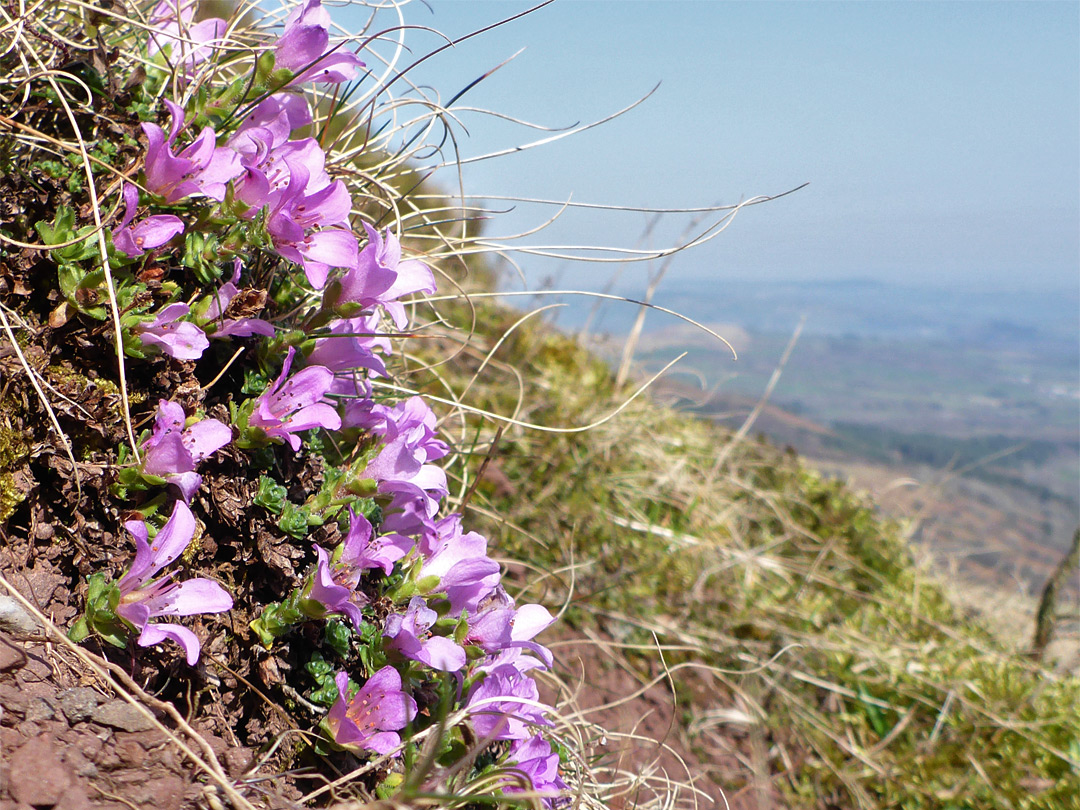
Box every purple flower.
[419,515,500,616]
[231,93,312,155]
[267,159,357,288]
[147,0,226,73]
[275,0,365,85]
[339,223,436,328]
[376,475,447,541]
[113,184,184,257]
[198,260,275,338]
[325,667,417,755]
[116,501,233,665]
[143,100,242,203]
[306,545,368,629]
[304,509,411,629]
[233,137,331,214]
[466,663,552,741]
[362,397,449,484]
[307,314,390,383]
[384,596,466,672]
[359,398,454,536]
[248,346,341,451]
[136,302,209,360]
[140,399,232,502]
[465,586,554,667]
[504,735,568,805]
[338,508,413,576]
[474,648,548,677]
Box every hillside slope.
[416,295,1080,810]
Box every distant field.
[632,329,1078,443]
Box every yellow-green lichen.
[0,471,25,522]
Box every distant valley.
[556,279,1079,623]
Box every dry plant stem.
[615,205,725,389]
[457,424,504,514]
[0,573,255,810]
[426,289,737,358]
[459,303,565,402]
[705,317,805,486]
[461,184,808,265]
[1031,526,1080,658]
[373,350,687,435]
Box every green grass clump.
[416,296,1080,809]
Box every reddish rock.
[1,725,22,751]
[224,746,254,777]
[9,735,72,806]
[0,682,28,718]
[113,737,146,768]
[61,742,98,777]
[113,728,168,750]
[12,646,50,683]
[0,636,25,672]
[72,729,105,762]
[91,699,156,732]
[54,780,93,810]
[115,773,186,810]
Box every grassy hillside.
[413,294,1080,809]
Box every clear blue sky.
[340,1,1079,292]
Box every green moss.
[46,365,148,408]
[0,424,28,469]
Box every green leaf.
[250,590,306,648]
[54,227,99,263]
[242,368,269,396]
[277,503,310,539]
[254,476,288,514]
[305,651,333,680]
[57,264,82,300]
[68,616,90,643]
[35,206,76,245]
[251,50,278,93]
[86,572,117,606]
[415,574,442,595]
[325,619,352,660]
[96,624,129,650]
[375,773,403,800]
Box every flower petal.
[183,418,232,462]
[137,622,201,665]
[146,501,197,573]
[281,403,341,434]
[139,321,209,361]
[130,215,185,250]
[143,577,233,618]
[510,604,555,642]
[166,471,202,503]
[301,228,358,271]
[417,635,466,672]
[141,430,191,477]
[120,183,139,229]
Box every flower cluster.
[62,0,567,803]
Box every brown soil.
[547,626,782,810]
